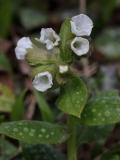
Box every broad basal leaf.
[56,77,87,118]
[59,18,74,62]
[76,124,114,147]
[75,96,120,126]
[21,141,67,160]
[0,139,19,160]
[0,121,70,144]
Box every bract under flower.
[32,71,53,92]
[71,37,89,56]
[70,14,93,36]
[15,37,33,60]
[35,28,60,50]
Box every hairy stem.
[67,115,77,160]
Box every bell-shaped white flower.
[70,14,93,36]
[71,37,89,56]
[15,37,33,60]
[32,71,53,92]
[35,28,60,50]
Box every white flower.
[35,28,60,50]
[15,37,33,60]
[59,65,68,74]
[32,71,53,92]
[71,37,89,56]
[70,14,93,36]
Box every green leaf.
[34,90,54,123]
[0,139,19,160]
[0,0,12,38]
[59,18,74,62]
[10,89,27,121]
[19,8,48,30]
[0,53,13,75]
[76,124,114,147]
[21,141,67,160]
[0,121,70,144]
[56,77,87,118]
[75,96,120,126]
[0,83,15,112]
[100,144,120,160]
[98,89,119,97]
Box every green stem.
[67,115,77,160]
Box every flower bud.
[59,64,69,74]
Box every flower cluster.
[15,14,93,92]
[70,14,93,56]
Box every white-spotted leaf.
[0,139,19,160]
[75,96,120,126]
[56,77,87,118]
[76,124,114,147]
[98,89,119,97]
[21,141,67,160]
[0,121,70,144]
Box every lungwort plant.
[0,14,120,160]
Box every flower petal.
[46,40,54,50]
[32,71,53,92]
[15,37,33,60]
[71,37,89,56]
[35,28,60,50]
[70,14,93,36]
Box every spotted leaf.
[0,139,19,160]
[76,124,114,147]
[21,141,67,160]
[56,77,87,118]
[98,89,119,97]
[75,96,120,126]
[0,121,70,144]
